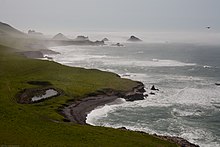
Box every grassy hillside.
[0,44,177,146]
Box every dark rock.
[144,94,148,97]
[195,109,202,113]
[118,127,127,130]
[215,83,220,86]
[127,35,142,42]
[124,92,144,101]
[102,38,109,42]
[63,118,70,122]
[44,55,53,60]
[112,43,124,47]
[151,85,159,91]
[94,40,105,46]
[124,82,145,101]
[149,92,156,95]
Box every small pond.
[32,89,58,102]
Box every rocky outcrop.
[127,35,142,42]
[112,43,124,47]
[123,82,145,101]
[151,85,159,91]
[149,92,156,95]
[75,35,89,41]
[102,38,109,42]
[62,81,146,124]
[52,33,69,40]
[94,40,105,46]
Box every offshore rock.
[127,35,142,42]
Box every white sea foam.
[102,59,196,67]
[50,42,220,147]
[50,46,196,69]
[180,127,220,147]
[86,98,127,125]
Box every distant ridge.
[52,33,69,40]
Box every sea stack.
[52,33,69,40]
[127,35,142,42]
[102,38,109,42]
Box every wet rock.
[124,82,145,101]
[124,92,144,101]
[149,92,156,95]
[151,85,159,91]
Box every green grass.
[0,44,177,146]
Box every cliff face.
[121,82,145,101]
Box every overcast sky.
[0,0,220,33]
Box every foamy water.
[49,37,220,147]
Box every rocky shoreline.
[62,82,145,124]
[62,81,199,147]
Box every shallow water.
[50,42,220,147]
[32,89,58,102]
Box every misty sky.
[0,0,220,33]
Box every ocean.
[49,32,220,147]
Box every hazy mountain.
[0,22,26,37]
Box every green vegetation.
[0,44,178,146]
[0,22,177,146]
